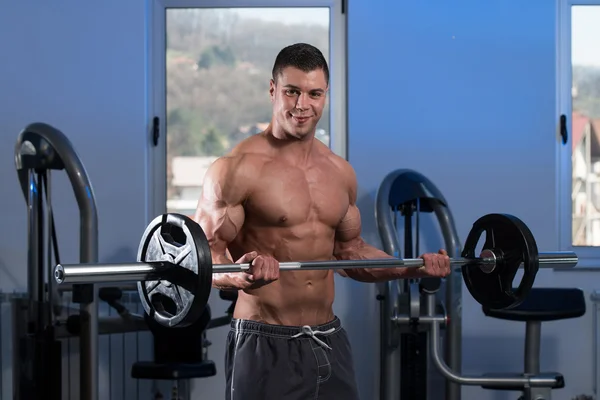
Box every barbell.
[53,213,578,328]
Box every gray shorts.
[224,316,360,400]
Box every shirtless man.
[194,43,451,400]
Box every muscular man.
[194,43,451,400]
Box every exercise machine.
[375,168,586,400]
[13,122,234,400]
[375,169,463,400]
[14,121,98,400]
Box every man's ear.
[269,79,276,100]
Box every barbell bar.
[52,212,579,328]
[54,251,577,285]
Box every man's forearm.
[211,253,244,290]
[336,242,426,282]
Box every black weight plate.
[461,214,539,309]
[136,213,213,328]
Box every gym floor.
[1,1,600,400]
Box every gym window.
[148,0,347,218]
[557,0,600,267]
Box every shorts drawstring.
[290,325,335,350]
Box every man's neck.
[266,123,316,165]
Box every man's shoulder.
[318,146,357,199]
[229,134,274,162]
[322,148,355,179]
[208,136,272,185]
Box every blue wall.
[0,0,597,399]
[341,1,595,399]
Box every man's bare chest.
[244,165,349,227]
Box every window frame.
[557,0,600,268]
[147,0,348,220]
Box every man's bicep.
[194,157,247,258]
[196,202,244,261]
[333,205,363,277]
[334,204,363,253]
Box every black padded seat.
[482,288,586,322]
[131,360,216,380]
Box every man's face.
[269,66,328,140]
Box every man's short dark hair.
[272,43,329,85]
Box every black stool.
[481,287,586,400]
[131,305,217,397]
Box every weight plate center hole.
[151,293,178,317]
